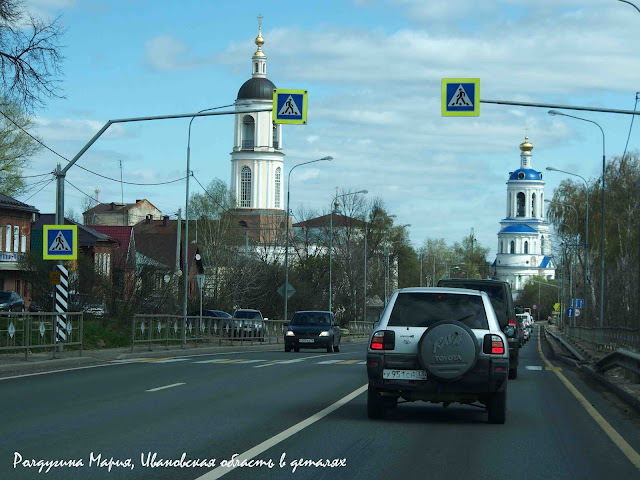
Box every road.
[1,325,639,479]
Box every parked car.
[28,300,45,312]
[366,287,509,423]
[232,309,265,341]
[437,278,520,379]
[0,291,25,312]
[284,311,341,353]
[189,309,234,336]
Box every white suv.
[366,287,510,423]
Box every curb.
[542,327,640,412]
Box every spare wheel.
[418,320,479,381]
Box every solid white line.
[0,361,130,381]
[194,384,368,480]
[145,382,185,392]
[316,360,342,364]
[525,366,543,371]
[194,359,231,364]
[150,358,190,364]
[254,353,335,368]
[235,359,266,364]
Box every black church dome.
[237,77,276,101]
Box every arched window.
[510,241,515,254]
[541,236,545,255]
[531,193,537,217]
[275,167,281,208]
[524,241,529,254]
[500,241,503,254]
[517,192,525,217]
[241,166,251,207]
[242,116,255,149]
[254,62,258,73]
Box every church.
[493,137,556,299]
[229,19,286,244]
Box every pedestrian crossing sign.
[273,89,308,125]
[43,225,78,260]
[441,78,480,116]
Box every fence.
[564,325,640,353]
[131,315,288,351]
[347,321,375,337]
[0,311,84,359]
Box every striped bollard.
[55,264,69,345]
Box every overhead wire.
[622,92,639,161]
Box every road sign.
[273,89,308,124]
[575,299,584,308]
[43,225,78,260]
[196,274,205,291]
[533,304,538,310]
[574,308,581,317]
[554,303,560,312]
[49,271,61,285]
[278,283,296,299]
[441,78,480,116]
[566,307,574,317]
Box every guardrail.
[0,311,83,359]
[131,315,288,351]
[564,325,640,352]
[593,349,640,384]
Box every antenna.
[94,187,100,206]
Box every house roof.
[83,198,160,216]
[0,193,38,214]
[90,225,134,270]
[293,213,365,229]
[133,218,179,269]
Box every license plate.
[383,369,427,380]
[299,338,314,343]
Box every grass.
[82,318,131,349]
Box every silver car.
[366,287,510,424]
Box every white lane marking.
[316,360,342,364]
[194,359,231,364]
[0,361,132,381]
[150,358,190,364]
[145,382,185,392]
[525,366,543,371]
[235,359,266,364]
[253,353,331,368]
[194,384,368,480]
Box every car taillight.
[483,334,505,355]
[370,330,395,350]
[508,318,516,328]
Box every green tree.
[0,98,41,196]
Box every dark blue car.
[284,311,341,353]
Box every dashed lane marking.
[525,366,543,371]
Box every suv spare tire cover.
[418,320,479,381]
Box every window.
[272,123,279,149]
[5,225,10,252]
[524,241,529,254]
[510,241,515,254]
[532,193,536,217]
[275,167,281,208]
[500,241,503,254]
[254,62,258,73]
[13,226,19,252]
[541,236,545,255]
[517,192,525,217]
[241,116,255,149]
[241,166,252,207]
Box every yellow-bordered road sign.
[43,225,78,260]
[273,89,308,124]
[442,78,480,116]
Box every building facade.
[83,199,162,227]
[493,137,555,298]
[229,20,286,243]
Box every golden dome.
[520,136,533,154]
[253,29,265,57]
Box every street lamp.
[284,156,333,321]
[329,189,368,312]
[183,105,232,322]
[548,109,606,327]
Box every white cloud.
[144,35,192,71]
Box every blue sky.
[19,0,640,260]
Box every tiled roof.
[90,225,134,270]
[0,193,38,213]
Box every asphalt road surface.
[1,325,639,480]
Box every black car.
[437,278,520,379]
[284,311,341,353]
[0,291,25,312]
[188,309,234,336]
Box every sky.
[16,0,640,261]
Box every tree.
[0,0,65,111]
[0,97,41,195]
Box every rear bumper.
[366,353,509,396]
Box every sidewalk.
[542,322,640,411]
[0,336,370,377]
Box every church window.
[510,241,515,254]
[241,166,252,207]
[254,62,258,73]
[541,236,545,255]
[500,241,503,254]
[532,193,537,217]
[275,167,281,208]
[517,192,525,217]
[242,116,255,149]
[524,241,529,254]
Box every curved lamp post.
[284,156,333,321]
[329,189,367,312]
[548,109,605,327]
[183,105,233,328]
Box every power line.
[23,178,55,202]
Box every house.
[0,193,39,308]
[83,199,162,227]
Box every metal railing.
[347,321,375,337]
[593,349,640,384]
[131,315,288,351]
[0,311,84,359]
[564,325,640,352]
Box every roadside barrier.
[564,325,640,353]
